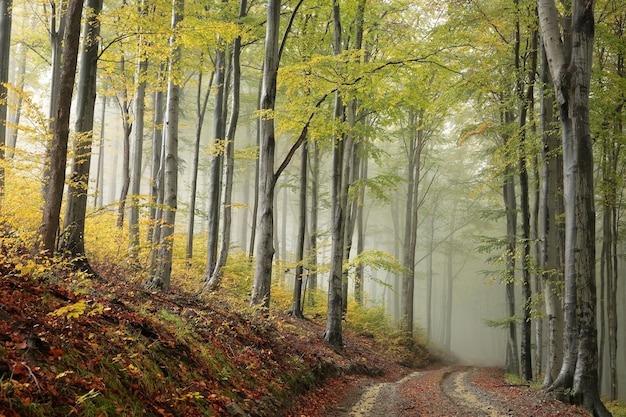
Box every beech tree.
[149,0,183,291]
[205,0,247,290]
[39,0,84,254]
[60,0,103,266]
[538,0,610,414]
[250,0,280,308]
[0,0,12,200]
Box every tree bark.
[186,69,213,262]
[290,140,307,318]
[42,0,67,197]
[59,0,102,266]
[129,16,149,257]
[150,0,183,292]
[539,0,610,414]
[325,0,346,348]
[205,43,227,278]
[206,0,246,290]
[147,69,165,244]
[0,0,12,200]
[503,154,519,375]
[250,0,280,308]
[539,43,564,389]
[39,0,84,254]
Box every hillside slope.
[0,260,431,416]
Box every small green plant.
[606,401,626,417]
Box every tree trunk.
[115,56,132,229]
[150,0,183,292]
[147,70,165,243]
[503,156,519,375]
[247,74,262,260]
[307,141,319,305]
[93,95,106,208]
[401,110,424,341]
[539,43,564,389]
[129,22,149,257]
[39,0,83,254]
[7,36,27,159]
[59,0,102,266]
[290,140,307,318]
[325,0,346,348]
[205,43,227,278]
[250,0,280,308]
[186,69,213,262]
[0,0,11,200]
[206,0,246,290]
[539,0,610,414]
[355,151,367,306]
[42,0,67,197]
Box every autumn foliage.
[0,192,431,416]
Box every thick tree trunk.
[250,0,280,308]
[39,0,83,254]
[60,0,102,265]
[539,43,564,389]
[539,1,609,414]
[42,0,66,197]
[325,0,345,348]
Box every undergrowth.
[0,173,429,416]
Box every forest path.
[328,366,590,417]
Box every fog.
[26,77,622,401]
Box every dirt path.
[327,366,590,417]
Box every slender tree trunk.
[186,69,213,262]
[129,23,149,257]
[307,141,319,305]
[147,71,165,243]
[206,0,246,290]
[290,140,307,318]
[7,22,25,159]
[401,111,424,341]
[115,56,132,229]
[150,0,183,292]
[503,156,519,375]
[355,152,367,305]
[248,75,262,260]
[39,0,83,254]
[94,95,106,208]
[0,0,12,200]
[59,0,102,266]
[205,43,227,278]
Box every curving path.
[329,366,590,417]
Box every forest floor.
[291,365,591,417]
[0,252,595,417]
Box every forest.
[0,0,624,415]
